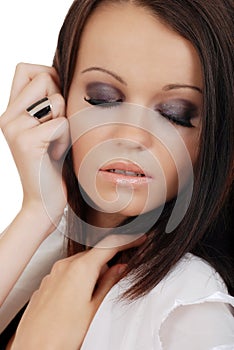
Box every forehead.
[76,2,202,88]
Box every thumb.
[93,264,127,306]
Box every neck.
[87,207,127,229]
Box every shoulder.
[146,253,234,321]
[154,253,231,301]
[147,254,234,349]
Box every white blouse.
[81,253,234,350]
[0,223,233,349]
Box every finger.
[7,116,70,158]
[99,264,109,279]
[63,235,146,297]
[6,72,61,124]
[46,94,69,160]
[93,264,127,305]
[64,251,87,263]
[68,234,146,268]
[14,72,60,112]
[96,233,147,250]
[9,63,59,105]
[36,117,70,158]
[86,234,147,270]
[1,93,66,138]
[24,93,65,123]
[46,93,66,120]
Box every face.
[66,2,203,226]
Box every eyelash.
[157,110,194,128]
[84,97,122,108]
[84,97,194,128]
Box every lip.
[99,161,152,186]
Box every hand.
[10,234,146,350]
[0,63,70,229]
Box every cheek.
[182,130,201,164]
[72,142,82,175]
[71,136,92,175]
[71,129,105,176]
[155,146,178,200]
[153,127,200,200]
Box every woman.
[0,0,233,348]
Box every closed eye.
[156,100,198,128]
[84,82,124,109]
[84,97,123,108]
[158,110,195,128]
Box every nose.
[111,124,152,150]
[109,104,154,150]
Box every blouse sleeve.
[159,298,234,350]
[0,217,66,333]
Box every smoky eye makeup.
[84,82,124,106]
[155,99,199,128]
[84,82,200,128]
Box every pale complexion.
[67,2,203,228]
[2,2,204,349]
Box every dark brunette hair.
[53,0,234,298]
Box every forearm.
[0,204,55,306]
[0,63,69,307]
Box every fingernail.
[117,264,128,275]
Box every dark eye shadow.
[85,82,124,101]
[156,99,199,120]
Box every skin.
[67,2,203,228]
[0,64,69,305]
[0,2,203,349]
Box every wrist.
[21,200,65,236]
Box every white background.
[0,1,72,231]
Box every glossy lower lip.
[98,170,152,186]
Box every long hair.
[53,0,234,299]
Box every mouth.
[107,169,145,177]
[99,161,152,185]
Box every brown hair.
[53,0,234,299]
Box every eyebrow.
[163,84,203,94]
[81,67,202,94]
[81,67,127,85]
